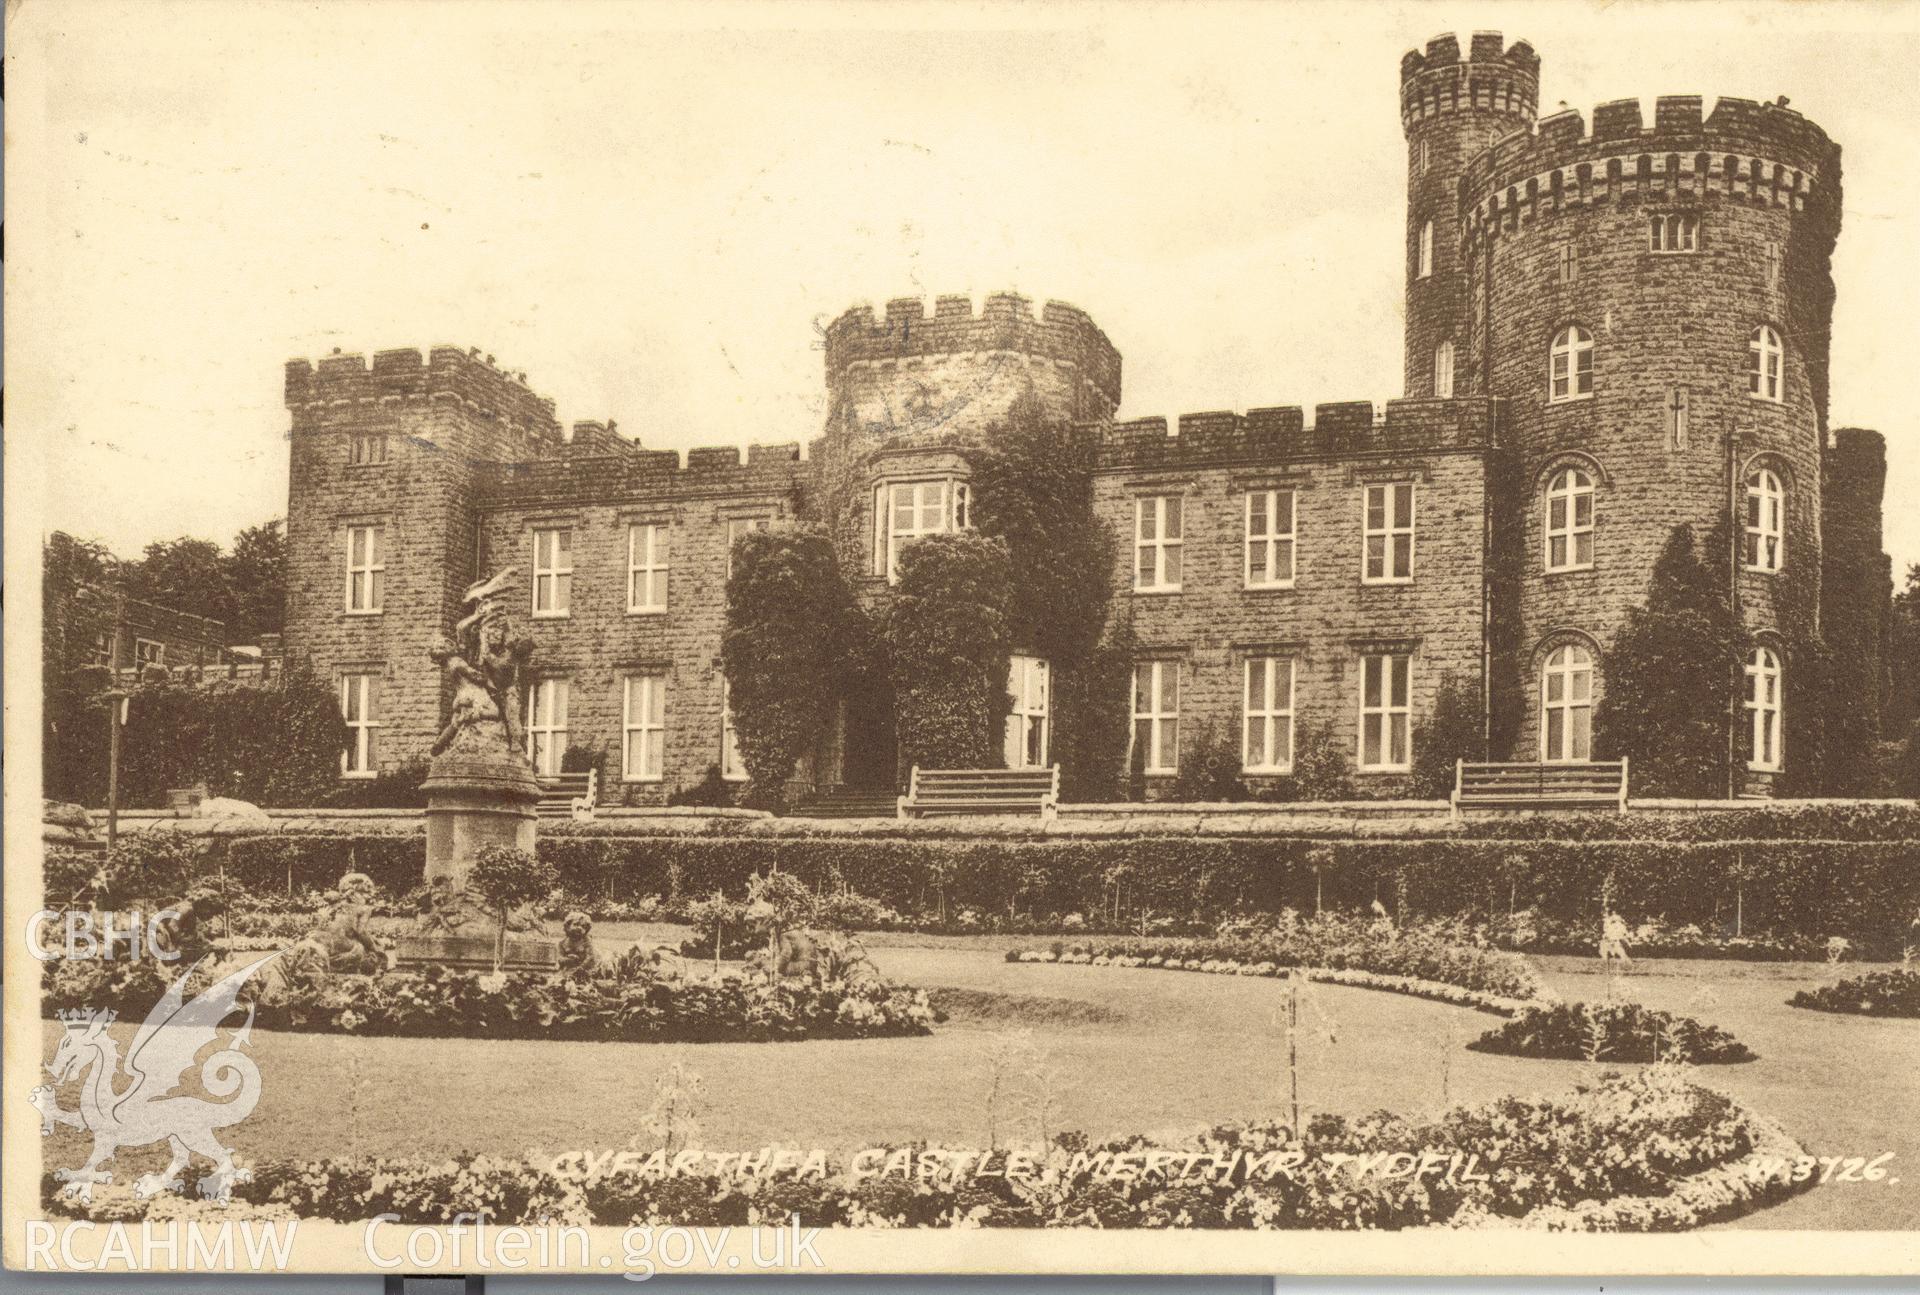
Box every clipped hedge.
[211,831,1920,949]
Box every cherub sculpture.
[427,567,534,762]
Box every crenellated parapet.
[1457,96,1840,249]
[1095,397,1503,472]
[1400,32,1539,133]
[284,346,562,439]
[476,441,804,508]
[824,292,1122,416]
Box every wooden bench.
[1451,759,1628,816]
[899,766,1059,819]
[536,768,599,821]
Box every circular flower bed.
[1467,1001,1754,1064]
[43,1067,1806,1232]
[1787,966,1920,1018]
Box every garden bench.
[1451,759,1628,816]
[536,768,598,821]
[899,765,1059,819]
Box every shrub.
[1788,967,1920,1017]
[1172,720,1245,801]
[722,527,860,809]
[468,846,559,967]
[1249,721,1355,802]
[886,533,1015,771]
[1411,672,1482,799]
[1468,1002,1755,1064]
[320,756,430,809]
[668,765,737,809]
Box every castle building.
[283,31,1889,802]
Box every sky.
[10,0,1919,574]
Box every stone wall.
[1092,398,1499,798]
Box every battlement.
[823,291,1122,409]
[1828,426,1887,479]
[1458,95,1840,242]
[1095,397,1502,471]
[1400,31,1540,132]
[476,439,805,509]
[284,346,562,436]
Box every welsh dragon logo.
[32,953,277,1204]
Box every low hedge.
[44,1068,1806,1232]
[192,832,1920,951]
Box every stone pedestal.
[421,753,543,885]
[399,752,556,967]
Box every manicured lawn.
[36,931,1918,1230]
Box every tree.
[721,526,859,809]
[467,845,559,970]
[885,532,1015,770]
[1888,563,1920,741]
[125,536,234,628]
[1593,524,1743,797]
[225,519,288,644]
[971,390,1122,793]
[43,533,119,801]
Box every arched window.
[1744,468,1784,572]
[1748,325,1784,402]
[1540,644,1594,763]
[1745,645,1782,771]
[1433,339,1454,398]
[1549,325,1594,401]
[1544,467,1595,571]
[1417,220,1434,279]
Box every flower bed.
[1787,967,1920,1018]
[1005,917,1554,1012]
[44,1068,1807,1231]
[1467,1002,1755,1064]
[40,956,933,1044]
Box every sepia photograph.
[6,0,1919,1280]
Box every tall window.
[1418,138,1430,172]
[1130,661,1179,775]
[1745,646,1782,771]
[1243,656,1295,774]
[345,524,384,613]
[1544,468,1595,571]
[1362,482,1414,584]
[1244,488,1296,588]
[1540,644,1594,763]
[526,678,570,776]
[622,673,667,781]
[1433,339,1454,398]
[1004,655,1051,769]
[532,527,572,617]
[1358,652,1412,772]
[726,516,769,579]
[340,673,379,777]
[882,482,950,582]
[349,432,388,465]
[1556,245,1578,284]
[1649,212,1699,252]
[720,679,746,781]
[1134,495,1184,592]
[1549,325,1594,401]
[627,523,668,613]
[1416,220,1434,278]
[1744,468,1785,572]
[1749,325,1784,402]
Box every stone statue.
[428,568,534,763]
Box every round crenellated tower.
[821,292,1121,450]
[1452,72,1844,776]
[1400,32,1539,399]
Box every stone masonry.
[281,31,1888,802]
